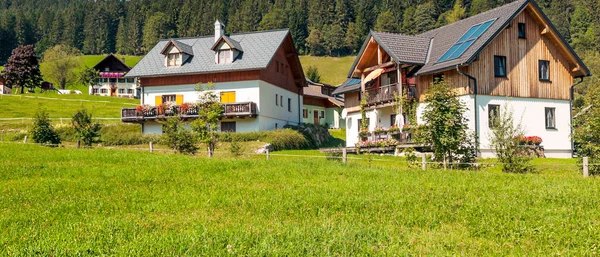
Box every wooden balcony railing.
[364,83,398,105]
[121,102,258,122]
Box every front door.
[110,87,116,96]
[313,110,319,125]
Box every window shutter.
[176,94,183,105]
[155,95,162,106]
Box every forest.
[1,0,600,63]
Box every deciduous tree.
[192,82,224,157]
[0,45,43,94]
[40,44,82,89]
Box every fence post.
[583,156,589,178]
[77,140,81,149]
[266,149,270,160]
[421,154,426,171]
[342,148,347,164]
[149,142,154,153]
[23,136,27,144]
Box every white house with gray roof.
[122,21,307,134]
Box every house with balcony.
[89,54,138,98]
[333,0,590,158]
[303,79,345,129]
[122,21,306,134]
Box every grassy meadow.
[1,143,599,255]
[299,56,355,85]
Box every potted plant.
[374,127,387,135]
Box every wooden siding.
[259,44,303,95]
[141,70,261,87]
[416,7,576,101]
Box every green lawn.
[1,143,598,255]
[299,55,355,85]
[0,92,137,120]
[79,54,142,68]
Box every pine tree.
[374,11,398,33]
[323,23,345,56]
[401,6,417,34]
[115,17,128,55]
[345,22,361,54]
[288,6,308,54]
[306,29,325,56]
[413,2,437,34]
[143,12,170,53]
[258,7,287,30]
[469,0,490,16]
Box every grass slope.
[80,55,142,68]
[1,144,598,255]
[0,93,137,119]
[299,56,355,85]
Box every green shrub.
[100,124,161,146]
[219,129,307,151]
[72,109,102,147]
[229,141,243,157]
[30,109,61,146]
[162,117,198,155]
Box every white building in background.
[122,21,307,134]
[334,0,591,158]
[89,54,138,98]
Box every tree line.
[2,0,599,63]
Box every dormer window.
[167,53,180,67]
[218,49,232,64]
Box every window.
[539,60,550,81]
[275,123,278,129]
[126,78,135,83]
[167,53,179,66]
[101,89,107,94]
[104,68,110,72]
[303,109,308,118]
[390,114,396,127]
[494,56,507,77]
[218,49,231,64]
[407,85,417,99]
[545,107,556,129]
[518,23,526,39]
[275,61,279,73]
[117,78,125,83]
[280,96,283,107]
[488,104,500,128]
[109,78,117,83]
[127,89,133,94]
[118,88,125,94]
[288,98,291,112]
[92,88,98,94]
[162,94,176,103]
[275,94,279,106]
[320,111,325,119]
[438,19,497,63]
[221,122,236,132]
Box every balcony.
[364,83,399,106]
[121,102,258,122]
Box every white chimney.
[215,20,225,42]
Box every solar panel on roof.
[437,19,497,63]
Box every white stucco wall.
[137,80,301,133]
[90,81,137,98]
[258,81,301,130]
[345,112,362,147]
[416,95,572,158]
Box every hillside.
[299,56,355,85]
[0,93,137,119]
[80,55,142,68]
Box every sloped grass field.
[299,56,355,85]
[1,144,599,255]
[0,93,137,119]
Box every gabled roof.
[126,29,290,78]
[92,54,130,72]
[305,79,344,107]
[415,0,527,75]
[160,39,194,56]
[211,35,243,52]
[346,0,590,78]
[346,32,430,78]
